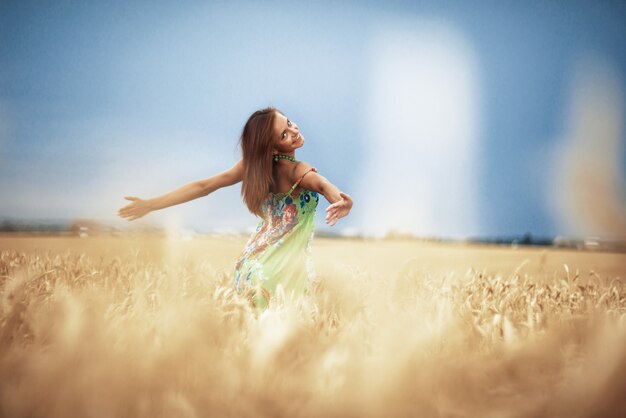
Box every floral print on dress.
[232,167,319,298]
[283,203,298,224]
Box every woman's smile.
[272,111,307,154]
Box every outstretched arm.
[117,159,244,221]
[296,163,353,227]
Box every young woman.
[117,106,353,311]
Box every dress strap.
[287,167,317,195]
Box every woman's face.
[272,112,304,154]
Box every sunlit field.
[1,235,625,417]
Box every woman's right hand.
[325,192,353,227]
[117,196,152,221]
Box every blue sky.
[1,0,625,239]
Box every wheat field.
[0,235,625,418]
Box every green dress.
[232,167,320,311]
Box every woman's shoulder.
[291,160,317,183]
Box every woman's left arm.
[117,160,244,221]
[198,159,244,196]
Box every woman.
[118,106,353,311]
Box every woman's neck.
[273,152,297,163]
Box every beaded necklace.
[273,153,298,163]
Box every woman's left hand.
[325,192,353,227]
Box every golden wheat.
[0,246,625,417]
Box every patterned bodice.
[233,167,320,285]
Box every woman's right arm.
[295,162,353,227]
[117,159,244,221]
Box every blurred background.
[1,0,625,242]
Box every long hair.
[237,106,282,217]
